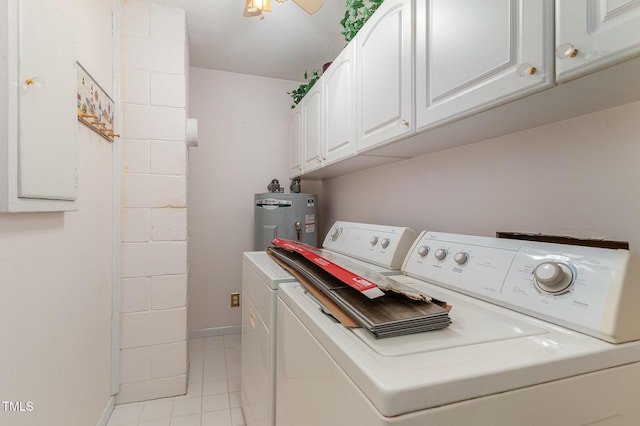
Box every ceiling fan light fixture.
[245,0,271,14]
[243,0,323,17]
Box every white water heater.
[254,193,318,250]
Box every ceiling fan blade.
[292,0,325,15]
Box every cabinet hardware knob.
[401,120,409,127]
[517,63,537,76]
[556,43,579,59]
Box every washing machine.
[241,221,417,426]
[275,231,640,425]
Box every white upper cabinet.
[292,0,640,179]
[323,43,357,165]
[1,0,78,212]
[356,0,414,153]
[289,107,303,178]
[416,0,554,131]
[301,83,324,173]
[556,0,640,82]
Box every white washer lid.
[242,247,395,292]
[278,279,640,417]
[352,276,546,357]
[243,251,296,289]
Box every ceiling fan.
[243,0,325,17]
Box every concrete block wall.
[118,0,189,403]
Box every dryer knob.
[370,236,379,246]
[330,228,340,240]
[417,246,429,257]
[380,238,390,249]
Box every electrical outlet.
[230,292,240,307]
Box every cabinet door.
[302,85,323,173]
[356,0,413,153]
[323,43,357,165]
[289,107,303,178]
[556,0,640,82]
[18,0,77,201]
[416,0,554,131]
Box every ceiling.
[140,0,347,82]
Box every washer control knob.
[380,238,390,249]
[370,236,379,246]
[454,252,468,265]
[330,228,340,241]
[434,249,448,261]
[534,262,564,286]
[417,246,429,257]
[533,262,573,293]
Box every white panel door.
[356,0,413,153]
[18,0,77,200]
[416,0,554,131]
[302,85,323,173]
[556,0,640,82]
[323,43,356,165]
[289,107,302,178]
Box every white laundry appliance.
[275,231,640,425]
[240,221,417,426]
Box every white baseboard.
[189,325,241,339]
[96,396,115,426]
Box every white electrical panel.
[1,0,78,212]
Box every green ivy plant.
[288,70,322,109]
[340,0,385,43]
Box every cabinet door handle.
[400,120,409,127]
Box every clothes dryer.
[241,221,417,426]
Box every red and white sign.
[271,238,385,299]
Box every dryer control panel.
[402,231,640,343]
[323,221,417,270]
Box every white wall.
[322,101,640,250]
[0,0,114,425]
[187,68,322,331]
[118,1,189,403]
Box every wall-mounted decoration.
[76,62,118,142]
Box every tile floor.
[107,334,245,426]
